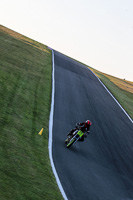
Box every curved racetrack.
[52,50,133,200]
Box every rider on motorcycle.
[67,120,92,141]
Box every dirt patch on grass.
[89,67,133,119]
[90,68,133,94]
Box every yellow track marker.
[38,128,43,135]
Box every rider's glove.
[75,123,80,128]
[76,122,80,126]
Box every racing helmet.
[85,120,92,126]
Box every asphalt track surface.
[52,50,133,200]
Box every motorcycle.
[65,127,87,148]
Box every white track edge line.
[90,69,133,123]
[48,50,68,200]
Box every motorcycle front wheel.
[66,138,76,148]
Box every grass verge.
[0,25,63,200]
[89,67,133,119]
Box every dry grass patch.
[89,67,133,119]
[90,68,133,93]
[0,25,49,53]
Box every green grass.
[0,25,63,200]
[89,67,133,119]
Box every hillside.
[0,25,62,200]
